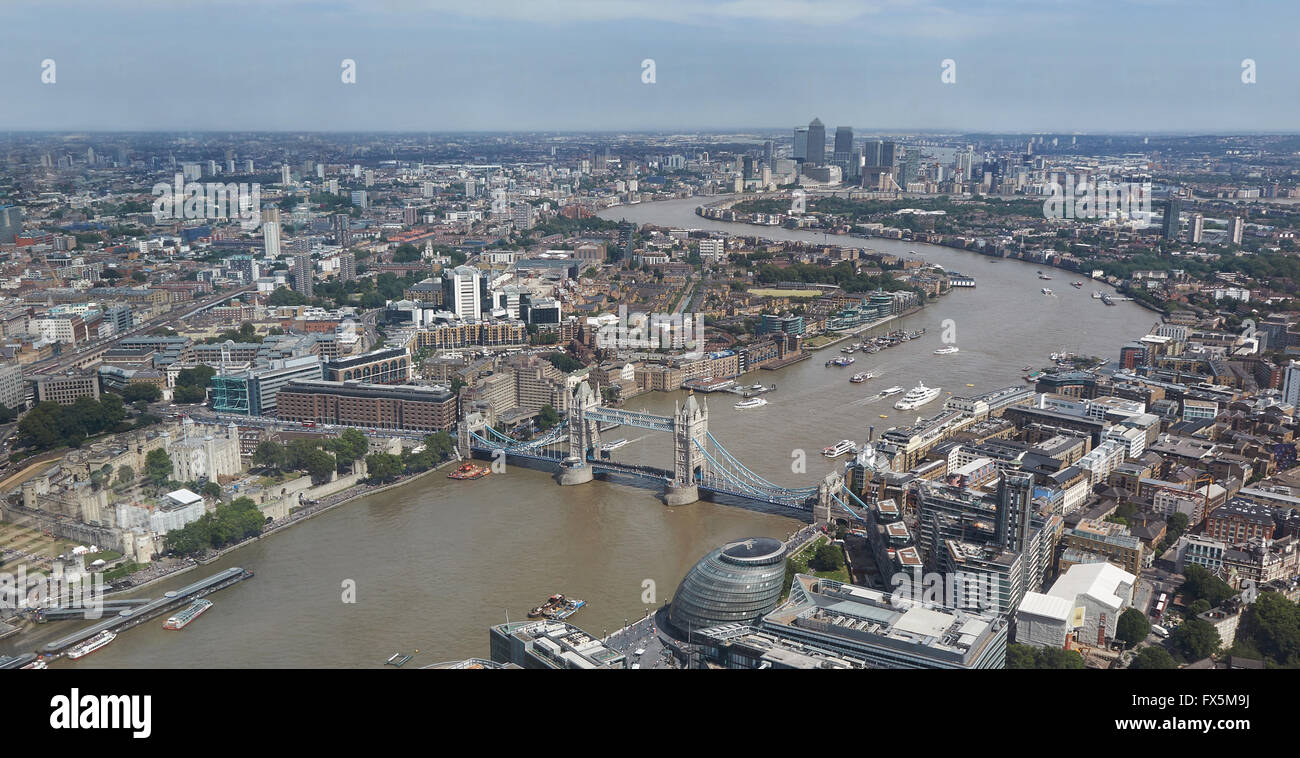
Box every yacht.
[881,386,906,397]
[822,440,857,458]
[894,382,941,410]
[734,397,768,410]
[849,371,873,383]
[933,345,959,355]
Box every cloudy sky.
[0,0,1293,133]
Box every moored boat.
[163,598,214,630]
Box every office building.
[445,265,486,321]
[1190,212,1204,243]
[0,364,27,411]
[668,538,788,634]
[32,373,100,405]
[323,346,411,385]
[489,620,625,669]
[1229,215,1244,244]
[805,118,825,166]
[1161,197,1181,240]
[740,574,1007,669]
[0,205,23,244]
[275,380,458,433]
[792,128,808,162]
[209,355,323,416]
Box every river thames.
[19,197,1151,667]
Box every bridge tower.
[665,393,709,505]
[557,380,600,485]
[457,409,490,459]
[814,469,843,524]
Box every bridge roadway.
[468,441,816,510]
[41,567,252,655]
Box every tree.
[1116,607,1151,648]
[1180,564,1235,607]
[304,448,337,484]
[121,383,163,403]
[365,453,404,482]
[536,404,561,431]
[1129,646,1179,669]
[268,287,308,306]
[115,465,135,487]
[0,403,15,423]
[329,428,369,468]
[144,448,174,486]
[253,441,286,472]
[201,481,223,500]
[1169,617,1221,662]
[1006,643,1086,669]
[424,431,455,461]
[810,542,845,572]
[1188,598,1212,617]
[1235,592,1300,667]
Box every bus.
[1152,592,1168,619]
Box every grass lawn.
[781,536,850,600]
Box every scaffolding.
[210,374,251,414]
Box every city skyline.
[1,0,1295,133]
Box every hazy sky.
[1,0,1295,133]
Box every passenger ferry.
[881,386,905,397]
[734,397,768,409]
[163,598,214,630]
[894,382,942,410]
[849,372,873,383]
[822,440,857,458]
[933,345,959,355]
[600,438,629,453]
[67,630,116,660]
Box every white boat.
[822,440,857,458]
[934,345,960,355]
[600,438,629,452]
[67,630,116,660]
[1041,288,1053,295]
[894,382,941,410]
[1092,291,1103,299]
[734,397,768,409]
[850,371,873,383]
[881,386,905,396]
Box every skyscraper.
[338,252,356,282]
[262,221,281,258]
[291,255,313,298]
[1161,197,1181,240]
[833,126,853,158]
[793,128,808,162]
[1229,215,1244,244]
[1284,360,1300,408]
[1190,213,1204,243]
[0,205,23,244]
[806,118,826,166]
[446,265,484,320]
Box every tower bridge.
[459,380,862,516]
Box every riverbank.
[113,457,461,592]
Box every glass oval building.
[668,537,788,634]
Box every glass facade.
[669,537,788,634]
